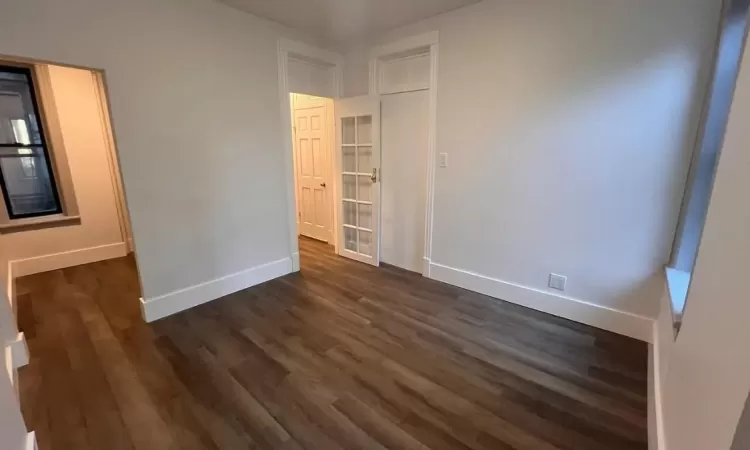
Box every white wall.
[1,65,125,272]
[0,0,322,303]
[0,367,26,450]
[344,0,722,320]
[654,34,750,449]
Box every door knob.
[320,182,326,187]
[371,168,378,183]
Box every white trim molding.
[369,31,439,278]
[292,252,300,272]
[429,261,654,342]
[278,38,344,264]
[9,242,128,277]
[369,31,440,59]
[140,257,293,322]
[6,333,29,371]
[6,262,14,314]
[25,432,37,450]
[649,340,668,450]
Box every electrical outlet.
[439,152,448,168]
[548,273,567,291]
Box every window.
[0,65,62,219]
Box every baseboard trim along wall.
[7,332,28,372]
[10,242,128,278]
[140,257,294,322]
[25,432,37,450]
[648,339,668,450]
[7,262,15,315]
[292,252,300,272]
[428,261,654,342]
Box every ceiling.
[217,0,481,44]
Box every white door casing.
[293,95,330,242]
[335,95,381,266]
[369,31,438,276]
[278,38,343,270]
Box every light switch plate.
[439,152,448,168]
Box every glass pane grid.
[341,113,375,257]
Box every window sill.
[0,214,81,234]
[665,266,691,331]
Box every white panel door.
[381,90,429,272]
[294,102,330,242]
[336,96,381,266]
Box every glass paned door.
[335,96,380,266]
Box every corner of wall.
[649,275,674,450]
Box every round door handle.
[320,182,326,187]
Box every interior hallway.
[16,238,647,450]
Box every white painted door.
[381,90,430,272]
[294,99,330,242]
[336,96,381,266]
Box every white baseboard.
[10,242,128,277]
[140,257,293,322]
[25,432,37,450]
[422,257,431,277]
[292,252,300,272]
[649,326,668,450]
[428,261,654,342]
[7,333,28,370]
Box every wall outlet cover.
[549,273,567,291]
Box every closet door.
[381,90,429,272]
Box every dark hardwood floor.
[17,237,648,450]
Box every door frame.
[290,93,335,243]
[277,39,343,271]
[369,31,439,277]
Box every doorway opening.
[370,32,439,276]
[1,56,142,388]
[289,92,336,252]
[279,37,437,273]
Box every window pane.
[342,174,356,200]
[358,203,372,230]
[357,146,372,174]
[0,149,59,216]
[357,175,371,202]
[357,116,372,144]
[359,230,372,256]
[342,117,355,145]
[344,227,357,252]
[0,70,44,145]
[343,146,355,172]
[343,201,356,226]
[0,66,61,218]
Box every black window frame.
[0,64,63,220]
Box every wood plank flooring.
[17,237,648,450]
